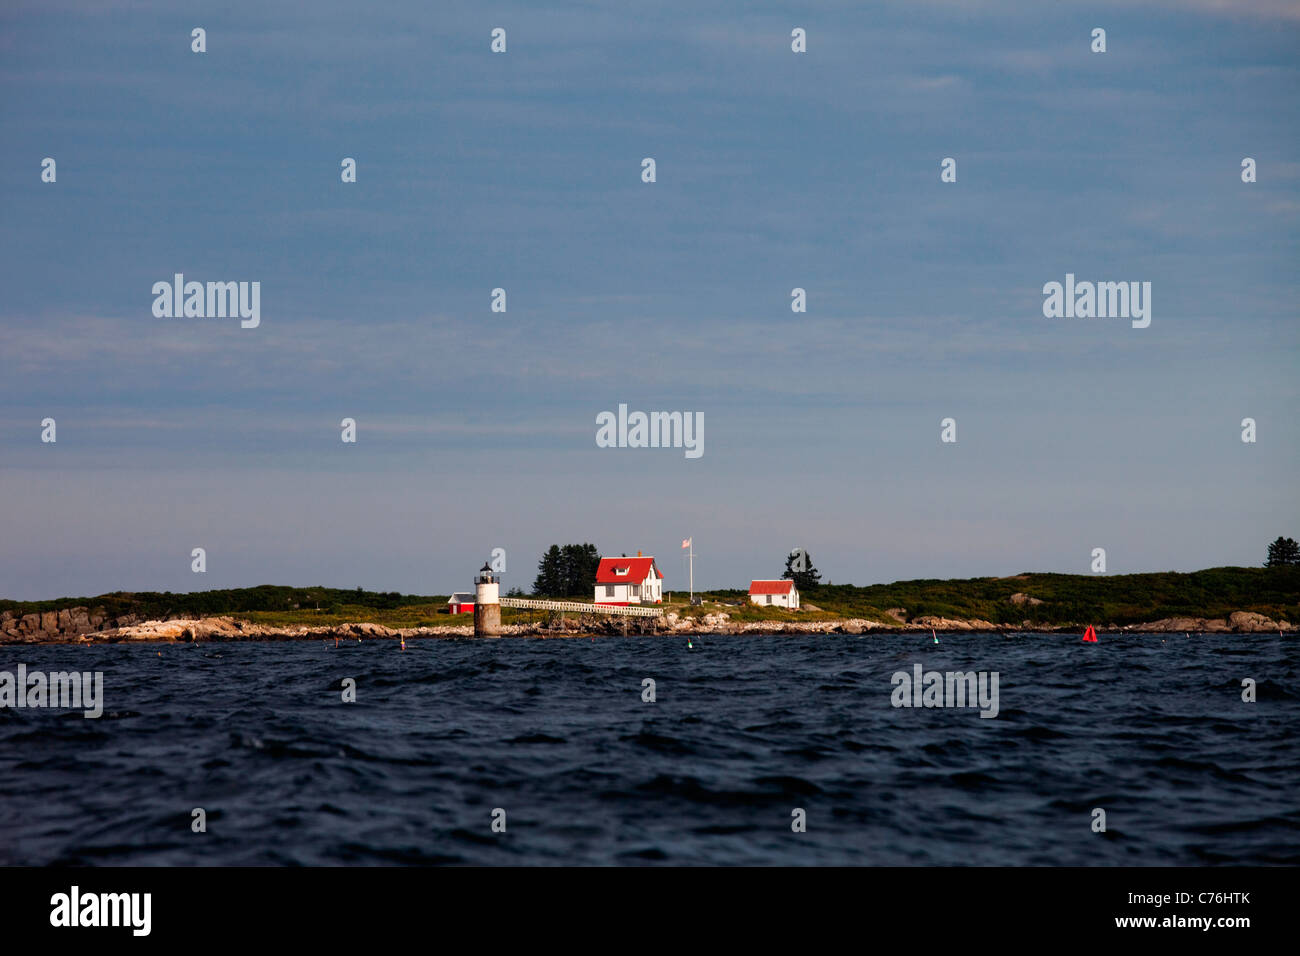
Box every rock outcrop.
[1130,612,1288,633]
[1,606,116,643]
[910,616,1001,631]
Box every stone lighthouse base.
[474,599,501,637]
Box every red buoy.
[1083,625,1097,643]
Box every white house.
[595,556,664,605]
[749,579,799,609]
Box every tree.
[1266,536,1300,567]
[782,548,821,590]
[532,543,602,597]
[559,543,602,597]
[533,545,564,596]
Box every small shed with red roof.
[749,579,799,609]
[447,592,475,614]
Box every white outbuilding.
[749,579,799,609]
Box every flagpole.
[689,540,694,600]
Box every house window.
[766,594,772,605]
[605,585,616,597]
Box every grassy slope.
[2,567,1297,629]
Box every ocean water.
[1,633,1296,865]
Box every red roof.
[596,557,662,583]
[749,579,795,595]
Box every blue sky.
[2,0,1297,600]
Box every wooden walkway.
[499,597,663,618]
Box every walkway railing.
[499,597,663,618]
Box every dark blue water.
[2,633,1297,865]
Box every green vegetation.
[1266,536,1300,567]
[531,543,601,598]
[0,583,560,630]
[673,566,1300,627]
[782,548,821,590]
[0,585,435,622]
[4,566,1297,629]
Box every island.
[2,566,1296,643]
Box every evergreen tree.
[532,545,564,595]
[533,543,602,596]
[559,543,601,596]
[1266,536,1300,567]
[782,548,822,590]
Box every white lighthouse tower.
[473,562,501,638]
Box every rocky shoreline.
[1,606,1293,644]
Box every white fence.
[498,597,662,618]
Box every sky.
[1,0,1297,600]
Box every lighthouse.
[473,562,501,638]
